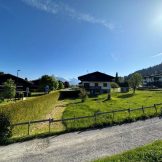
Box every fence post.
[28,121,30,135]
[142,106,145,114]
[49,118,51,133]
[154,104,157,114]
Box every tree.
[3,79,16,99]
[79,88,87,102]
[64,81,70,88]
[115,72,119,83]
[58,81,64,89]
[128,73,142,94]
[39,75,58,91]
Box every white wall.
[81,81,111,90]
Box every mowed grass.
[63,90,162,130]
[93,140,162,162]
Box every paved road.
[0,117,162,162]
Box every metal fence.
[12,103,162,136]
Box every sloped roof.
[0,74,33,86]
[78,71,114,82]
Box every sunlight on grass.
[93,140,162,162]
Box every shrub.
[110,82,119,88]
[58,81,64,89]
[0,112,12,143]
[15,92,24,100]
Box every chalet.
[0,73,33,91]
[78,71,114,95]
[143,73,162,88]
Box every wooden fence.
[12,103,162,136]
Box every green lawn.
[63,90,162,130]
[93,140,162,162]
[1,90,162,141]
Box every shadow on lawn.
[66,101,83,106]
[117,93,134,99]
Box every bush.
[110,82,119,88]
[0,91,60,124]
[58,81,64,89]
[79,88,88,102]
[15,92,24,100]
[0,112,12,143]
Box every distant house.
[143,73,162,88]
[78,71,114,95]
[0,73,33,91]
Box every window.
[95,83,98,87]
[103,83,107,87]
[84,83,90,88]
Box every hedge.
[0,91,60,124]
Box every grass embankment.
[0,91,60,137]
[63,90,162,130]
[93,140,162,162]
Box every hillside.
[129,62,162,77]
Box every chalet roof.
[0,74,33,86]
[78,71,114,82]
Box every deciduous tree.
[128,73,142,94]
[3,79,16,99]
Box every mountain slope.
[130,62,162,77]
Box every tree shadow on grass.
[66,101,83,107]
[117,93,134,99]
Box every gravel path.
[0,117,162,162]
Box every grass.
[63,90,162,130]
[93,140,162,162]
[1,90,162,144]
[0,91,60,137]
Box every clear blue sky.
[0,0,162,80]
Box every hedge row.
[0,91,60,124]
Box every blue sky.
[0,0,162,80]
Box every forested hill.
[129,63,162,77]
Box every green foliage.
[0,91,60,137]
[58,81,64,89]
[39,75,58,91]
[79,88,88,102]
[130,62,162,77]
[93,140,162,162]
[110,82,119,88]
[63,90,162,130]
[0,112,12,143]
[2,79,16,99]
[128,73,142,93]
[15,92,24,99]
[64,81,70,88]
[115,72,119,83]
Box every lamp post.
[16,70,21,91]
